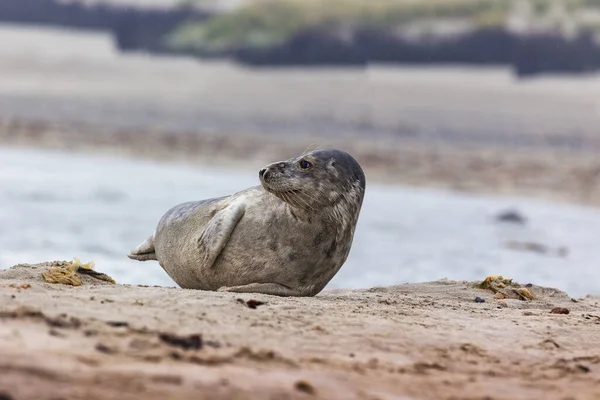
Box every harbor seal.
[127,148,366,297]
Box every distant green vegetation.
[168,0,511,51]
[167,0,600,52]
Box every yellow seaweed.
[477,275,533,301]
[518,288,534,300]
[41,258,115,286]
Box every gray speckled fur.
[128,149,366,297]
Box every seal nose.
[259,168,268,179]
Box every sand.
[2,26,600,398]
[1,262,599,400]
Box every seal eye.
[299,160,312,170]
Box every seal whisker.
[292,193,316,212]
[297,192,324,210]
[279,191,294,208]
[291,193,313,212]
[307,194,329,209]
[287,193,306,212]
[302,143,317,155]
[267,181,316,211]
[289,192,310,211]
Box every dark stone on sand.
[495,209,527,224]
[158,332,203,351]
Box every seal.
[127,148,366,297]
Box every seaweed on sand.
[41,258,116,286]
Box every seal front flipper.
[127,235,157,261]
[197,202,246,268]
[217,283,308,297]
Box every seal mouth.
[261,181,302,196]
[267,188,302,196]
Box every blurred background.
[1,0,600,296]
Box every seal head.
[259,149,366,214]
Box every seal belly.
[207,203,341,292]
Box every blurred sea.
[1,147,599,297]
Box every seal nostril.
[260,168,272,180]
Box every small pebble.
[550,307,570,315]
[246,299,265,309]
[106,321,129,328]
[295,380,316,395]
[95,343,117,354]
[474,296,485,303]
[159,332,203,350]
[576,364,591,373]
[236,298,265,309]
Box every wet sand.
[5,117,600,210]
[1,262,599,400]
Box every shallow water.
[1,147,599,297]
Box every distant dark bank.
[0,0,211,53]
[231,27,600,78]
[1,0,600,78]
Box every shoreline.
[4,118,600,210]
[1,262,599,400]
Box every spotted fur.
[128,149,366,297]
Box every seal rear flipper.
[197,202,246,268]
[127,235,157,261]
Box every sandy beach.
[1,262,600,400]
[3,22,600,400]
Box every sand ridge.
[0,263,599,400]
